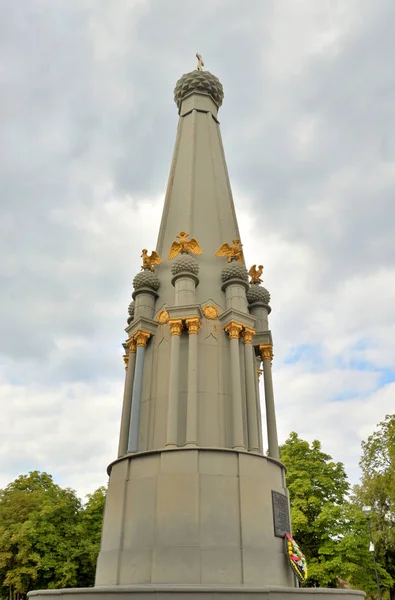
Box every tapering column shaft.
[185,317,201,446]
[225,321,245,450]
[260,344,279,460]
[127,331,151,453]
[242,328,259,452]
[255,357,264,454]
[166,319,183,447]
[118,341,136,457]
[174,276,196,305]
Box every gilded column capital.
[242,326,256,344]
[259,343,273,361]
[257,368,263,382]
[126,337,137,353]
[185,317,201,335]
[123,354,129,370]
[168,318,184,336]
[134,330,151,347]
[224,321,244,340]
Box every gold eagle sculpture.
[215,238,243,263]
[248,264,264,284]
[167,231,203,259]
[141,249,162,271]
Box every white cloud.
[0,377,120,496]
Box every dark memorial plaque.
[272,491,291,538]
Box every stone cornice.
[218,308,256,330]
[253,330,273,348]
[179,91,219,119]
[131,286,159,301]
[248,300,272,315]
[221,278,249,293]
[107,446,287,477]
[167,304,203,321]
[125,316,158,339]
[171,272,200,287]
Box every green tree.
[280,432,391,591]
[0,472,83,598]
[354,414,395,600]
[71,487,107,587]
[0,472,106,599]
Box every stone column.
[132,269,160,321]
[118,339,137,457]
[248,302,269,332]
[255,357,264,454]
[174,276,197,305]
[166,318,184,447]
[127,330,151,453]
[184,317,201,447]
[224,321,245,451]
[134,290,156,319]
[259,343,279,460]
[242,327,259,452]
[170,254,199,306]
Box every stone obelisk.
[95,59,288,587]
[29,58,364,600]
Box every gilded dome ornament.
[170,254,199,276]
[215,239,243,263]
[133,270,160,291]
[220,261,249,283]
[248,264,264,284]
[246,284,271,305]
[141,249,162,272]
[174,70,224,110]
[167,231,203,259]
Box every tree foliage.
[0,472,106,600]
[280,432,392,593]
[1,420,393,598]
[354,414,395,600]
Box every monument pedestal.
[29,585,365,600]
[95,448,294,587]
[29,450,366,600]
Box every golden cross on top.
[196,53,204,71]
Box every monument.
[29,57,364,600]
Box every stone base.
[28,585,365,600]
[96,449,295,587]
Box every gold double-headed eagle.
[141,249,162,271]
[215,238,243,263]
[168,231,203,259]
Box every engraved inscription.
[272,491,291,538]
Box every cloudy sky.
[1,0,394,500]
